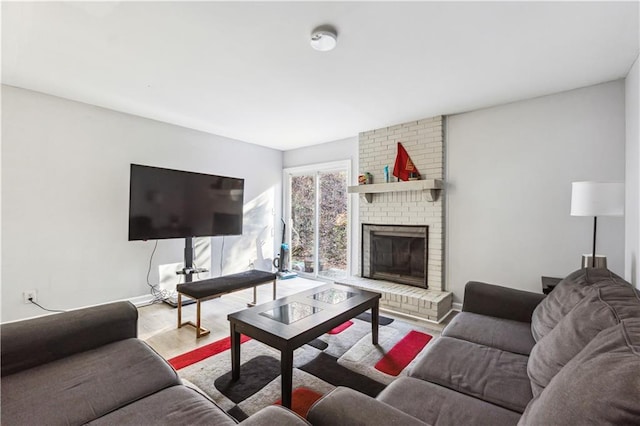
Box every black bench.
[177,269,277,338]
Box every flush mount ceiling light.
[310,25,337,52]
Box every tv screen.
[128,164,244,241]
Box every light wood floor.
[139,276,449,360]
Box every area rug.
[168,313,438,421]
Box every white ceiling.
[2,1,639,150]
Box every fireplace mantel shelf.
[347,179,443,203]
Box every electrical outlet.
[23,290,37,304]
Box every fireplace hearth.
[361,224,428,288]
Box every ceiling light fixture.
[310,25,337,52]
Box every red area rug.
[168,335,251,370]
[374,330,432,376]
[328,320,353,334]
[275,387,324,418]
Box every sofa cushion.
[1,301,138,376]
[519,318,640,426]
[378,376,521,426]
[307,387,428,426]
[240,406,311,426]
[1,338,180,426]
[530,268,627,341]
[442,312,536,355]
[87,385,237,426]
[409,336,532,413]
[528,285,640,397]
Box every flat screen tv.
[128,164,244,241]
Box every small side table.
[541,276,562,295]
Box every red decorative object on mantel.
[392,142,421,181]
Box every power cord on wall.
[146,240,172,304]
[146,238,216,302]
[220,236,225,276]
[29,298,66,313]
[192,260,202,280]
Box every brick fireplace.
[336,115,452,323]
[358,116,444,290]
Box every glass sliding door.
[290,174,316,274]
[317,169,348,279]
[285,161,350,280]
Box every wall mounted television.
[128,164,244,241]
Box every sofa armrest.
[1,301,138,376]
[462,281,546,323]
[307,387,428,426]
[240,406,310,426]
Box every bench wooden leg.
[177,293,182,328]
[247,286,257,308]
[177,294,210,339]
[196,299,202,337]
[247,279,276,307]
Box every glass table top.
[309,288,356,304]
[259,301,323,325]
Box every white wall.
[626,55,640,289]
[283,137,359,275]
[283,137,357,170]
[447,81,626,303]
[1,85,283,322]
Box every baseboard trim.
[128,294,155,307]
[380,307,455,325]
[452,302,462,312]
[3,293,157,324]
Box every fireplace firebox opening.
[361,224,428,288]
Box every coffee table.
[227,283,381,409]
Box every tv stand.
[163,237,209,308]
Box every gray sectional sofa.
[1,301,309,426]
[308,268,640,425]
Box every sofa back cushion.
[518,318,640,426]
[528,284,640,397]
[530,268,627,341]
[1,301,138,377]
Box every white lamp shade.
[570,181,624,216]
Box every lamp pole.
[592,217,597,268]
[571,181,624,270]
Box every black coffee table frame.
[227,283,381,409]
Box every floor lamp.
[570,182,624,268]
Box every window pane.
[290,175,316,273]
[318,170,347,279]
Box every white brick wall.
[358,116,445,290]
